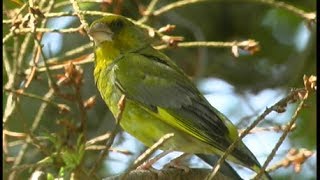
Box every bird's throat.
[93,42,121,84]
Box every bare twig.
[3,130,27,139]
[138,0,161,23]
[252,0,316,23]
[153,0,206,16]
[27,53,94,73]
[206,88,307,179]
[89,95,127,175]
[53,0,108,9]
[69,0,90,32]
[12,26,85,34]
[254,76,314,179]
[22,0,56,90]
[152,0,316,23]
[238,123,297,134]
[86,132,110,146]
[155,40,260,56]
[3,88,70,113]
[2,3,28,43]
[33,35,57,89]
[3,32,14,44]
[85,146,133,156]
[8,89,55,180]
[8,62,69,179]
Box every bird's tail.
[230,141,272,180]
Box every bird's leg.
[137,150,173,170]
[163,153,192,172]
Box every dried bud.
[57,104,70,114]
[237,40,260,55]
[303,75,316,92]
[64,62,83,86]
[231,45,239,57]
[148,29,155,37]
[294,164,302,173]
[162,35,184,47]
[305,12,316,28]
[83,96,96,110]
[158,24,176,33]
[284,148,314,173]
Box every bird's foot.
[136,160,157,170]
[136,162,164,176]
[136,150,172,170]
[163,161,190,173]
[163,153,191,173]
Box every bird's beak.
[88,23,114,45]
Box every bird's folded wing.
[113,52,233,152]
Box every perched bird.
[89,14,272,180]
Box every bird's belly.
[105,95,216,154]
[121,100,218,154]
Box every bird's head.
[88,14,150,52]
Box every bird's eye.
[110,19,124,31]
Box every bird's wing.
[112,50,235,151]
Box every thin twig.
[74,76,88,138]
[3,130,27,138]
[2,3,28,43]
[238,123,296,134]
[8,16,66,175]
[23,43,93,75]
[85,132,110,146]
[23,0,56,90]
[85,146,133,155]
[152,0,315,23]
[89,95,127,175]
[46,43,93,64]
[2,45,12,79]
[69,0,90,32]
[3,88,70,112]
[53,0,106,9]
[8,89,55,180]
[254,91,310,179]
[153,0,206,16]
[13,26,84,34]
[23,38,258,75]
[3,31,14,44]
[206,88,306,179]
[138,0,161,23]
[33,35,57,89]
[155,40,258,49]
[251,0,316,22]
[28,53,94,73]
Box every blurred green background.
[3,0,316,179]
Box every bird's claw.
[163,160,190,173]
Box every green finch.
[89,14,272,180]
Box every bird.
[88,14,272,180]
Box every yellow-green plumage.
[90,14,271,179]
